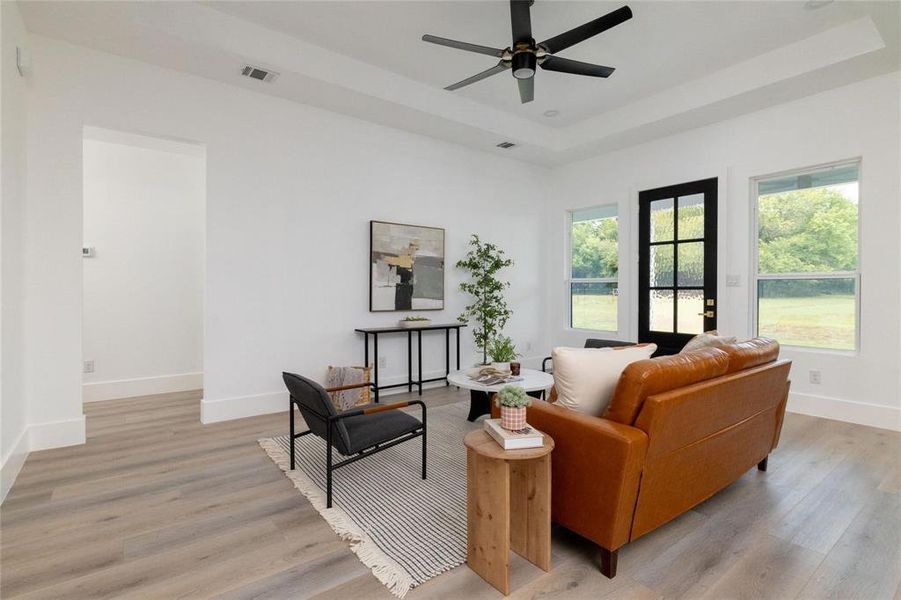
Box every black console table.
[355,323,466,401]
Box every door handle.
[697,311,715,318]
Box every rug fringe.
[258,438,415,598]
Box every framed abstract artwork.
[370,220,445,312]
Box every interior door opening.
[82,127,206,407]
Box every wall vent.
[240,65,279,83]
[496,141,516,149]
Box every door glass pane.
[677,290,704,334]
[677,242,704,287]
[678,194,704,239]
[757,278,855,350]
[650,290,674,332]
[650,198,674,242]
[571,282,617,331]
[650,245,674,287]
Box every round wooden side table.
[463,429,555,595]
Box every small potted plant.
[399,315,432,329]
[495,385,530,431]
[487,336,519,372]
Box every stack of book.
[484,419,544,450]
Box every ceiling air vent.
[240,65,279,83]
[496,141,516,149]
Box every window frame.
[566,204,620,333]
[750,158,862,354]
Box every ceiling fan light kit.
[422,1,632,104]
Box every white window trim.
[566,204,620,334]
[749,159,862,354]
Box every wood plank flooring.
[1,387,899,599]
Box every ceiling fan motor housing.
[512,50,537,79]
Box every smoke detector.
[240,65,279,83]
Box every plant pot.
[399,319,431,329]
[491,361,510,372]
[500,405,527,431]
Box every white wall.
[1,1,31,501]
[82,132,205,402]
[546,72,901,431]
[24,35,549,428]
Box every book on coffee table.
[484,419,544,450]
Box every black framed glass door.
[638,178,717,354]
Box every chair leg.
[289,399,295,471]
[326,423,334,509]
[599,547,618,578]
[421,429,427,480]
[758,456,768,472]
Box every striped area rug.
[259,400,479,598]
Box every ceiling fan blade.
[422,34,504,58]
[540,56,615,78]
[539,5,632,55]
[517,77,534,103]
[510,0,533,44]
[445,61,509,91]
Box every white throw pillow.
[680,331,737,354]
[552,344,657,416]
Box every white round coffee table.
[447,368,554,421]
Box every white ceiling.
[19,0,901,164]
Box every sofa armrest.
[525,400,648,551]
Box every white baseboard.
[1,415,86,503]
[787,392,901,432]
[1,428,30,503]
[83,372,203,403]
[28,415,87,451]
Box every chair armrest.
[332,400,426,421]
[325,382,374,394]
[542,356,553,372]
[525,400,648,550]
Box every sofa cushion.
[603,347,730,425]
[552,344,657,416]
[721,337,780,374]
[680,330,737,354]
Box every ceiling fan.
[422,1,632,104]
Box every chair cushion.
[603,347,730,425]
[341,409,422,454]
[720,337,780,374]
[552,344,657,416]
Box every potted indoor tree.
[495,385,530,431]
[456,234,514,365]
[487,335,519,372]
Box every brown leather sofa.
[509,338,790,578]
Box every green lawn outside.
[571,294,855,350]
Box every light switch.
[726,274,740,287]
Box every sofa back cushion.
[603,348,730,425]
[721,337,779,374]
[552,344,657,416]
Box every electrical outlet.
[83,360,95,374]
[378,356,387,369]
[525,341,532,352]
[726,274,741,287]
[809,369,821,384]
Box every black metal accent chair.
[282,372,426,508]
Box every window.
[568,206,618,331]
[753,161,859,350]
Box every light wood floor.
[2,387,899,599]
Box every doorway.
[638,178,717,355]
[82,127,205,404]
